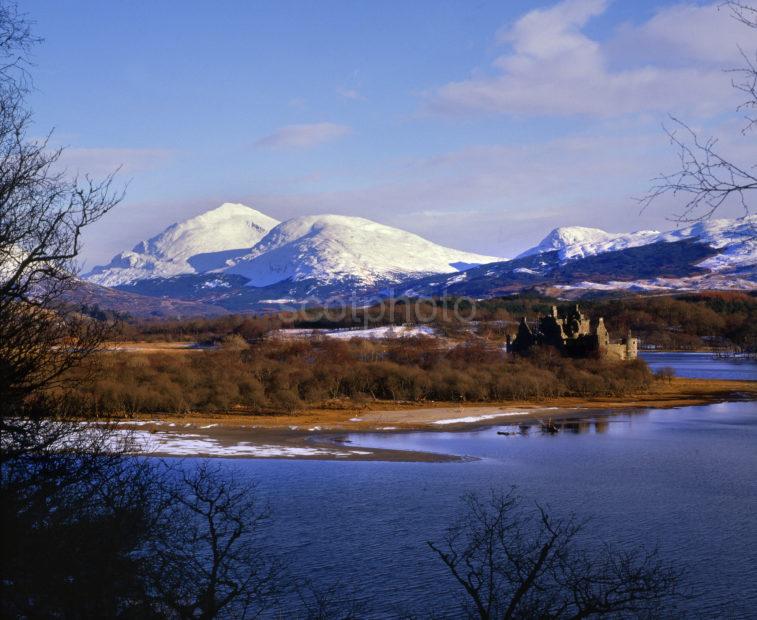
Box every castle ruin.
[509,304,638,361]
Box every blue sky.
[27,0,755,266]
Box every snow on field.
[270,324,436,340]
[322,325,436,339]
[432,411,529,425]
[123,430,368,458]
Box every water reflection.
[499,408,649,437]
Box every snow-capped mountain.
[84,207,755,313]
[658,217,756,272]
[85,208,503,290]
[224,214,503,287]
[85,203,280,287]
[518,216,756,268]
[399,215,756,299]
[516,226,661,261]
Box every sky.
[26,0,756,267]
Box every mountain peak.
[225,213,504,287]
[195,202,277,223]
[85,203,280,287]
[518,225,661,261]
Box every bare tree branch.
[0,4,123,416]
[429,490,682,619]
[638,116,757,222]
[640,2,757,222]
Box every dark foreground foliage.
[1,437,283,619]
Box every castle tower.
[595,317,610,347]
[625,330,638,360]
[512,317,535,353]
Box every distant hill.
[65,280,228,318]
[402,216,756,299]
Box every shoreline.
[113,378,756,461]
[121,377,756,432]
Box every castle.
[509,304,638,361]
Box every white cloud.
[610,2,753,66]
[429,0,739,118]
[255,122,351,149]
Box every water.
[640,351,757,380]
[211,354,756,617]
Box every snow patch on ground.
[124,430,364,458]
[514,267,540,275]
[556,272,757,293]
[433,411,529,425]
[322,325,436,340]
[270,325,437,340]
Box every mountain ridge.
[86,207,505,290]
[83,206,756,314]
[225,214,504,287]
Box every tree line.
[101,291,757,353]
[60,338,654,416]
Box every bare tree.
[429,490,682,619]
[296,580,371,620]
[0,7,296,619]
[728,2,757,133]
[639,1,757,223]
[0,2,122,418]
[144,462,284,619]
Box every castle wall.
[602,344,628,361]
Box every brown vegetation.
[62,338,654,416]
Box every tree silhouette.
[429,490,682,619]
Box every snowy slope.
[658,217,757,272]
[517,226,661,260]
[225,214,504,287]
[85,203,280,286]
[517,216,756,269]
